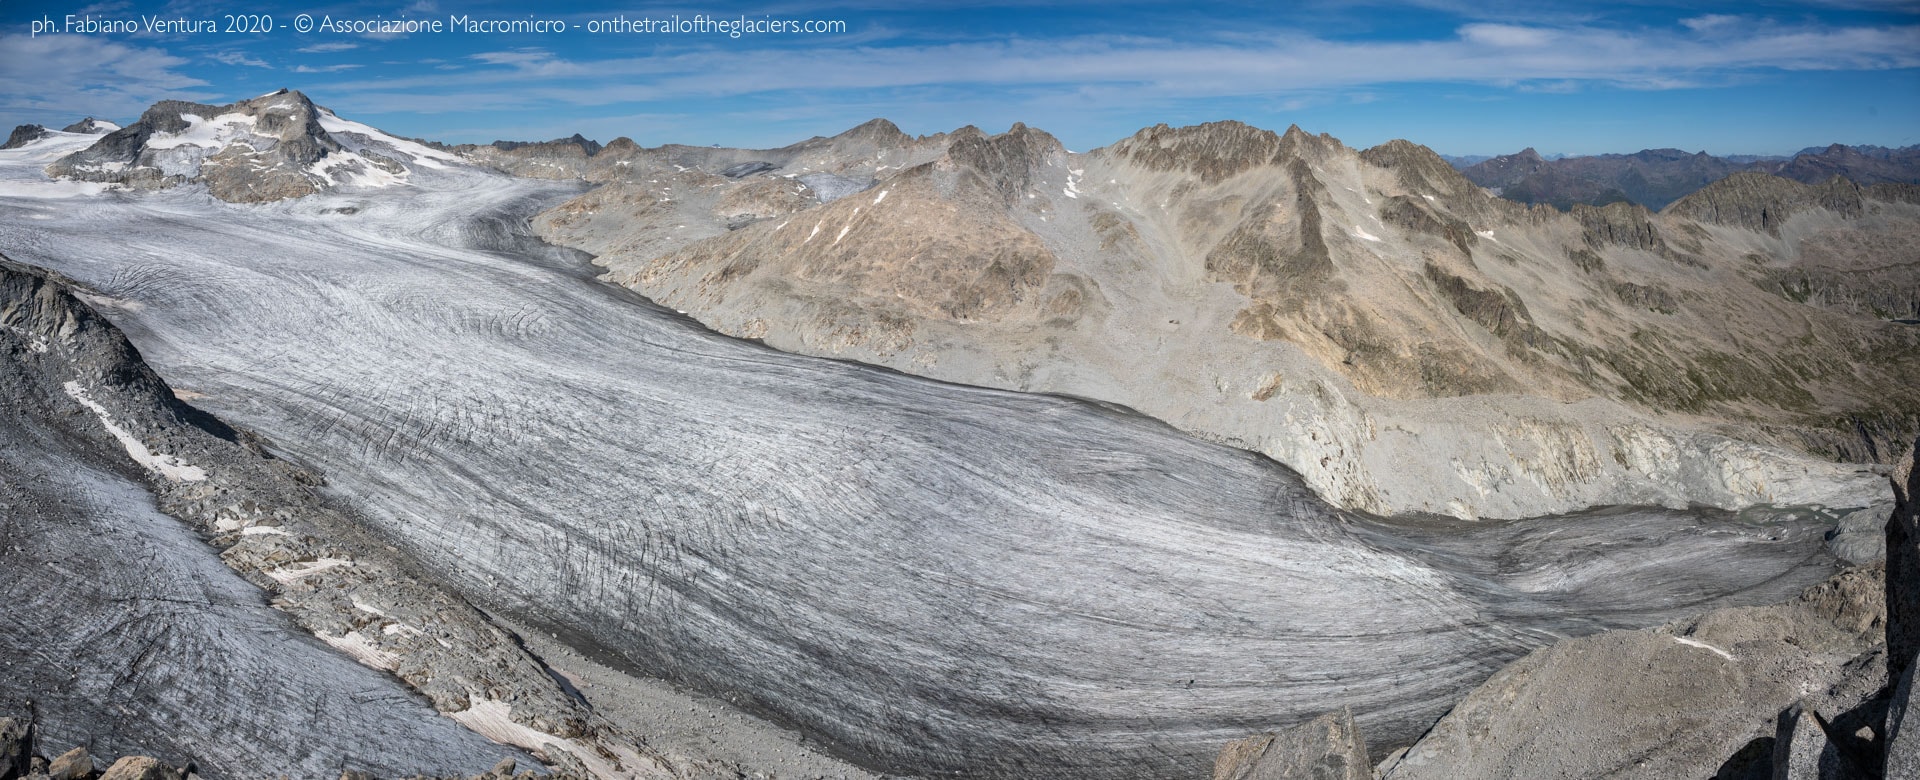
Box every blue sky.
[2,0,1916,155]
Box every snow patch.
[265,557,354,583]
[450,698,626,777]
[1353,226,1382,242]
[1476,229,1498,243]
[834,225,851,245]
[62,381,207,481]
[4,324,49,353]
[241,525,291,536]
[872,189,888,205]
[317,110,462,169]
[1671,635,1735,661]
[0,179,116,199]
[145,113,256,150]
[319,630,401,671]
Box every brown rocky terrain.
[533,119,1920,519]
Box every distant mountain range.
[1451,144,1920,210]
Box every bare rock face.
[1213,708,1370,780]
[1888,655,1918,779]
[44,89,450,203]
[452,134,601,179]
[1379,566,1887,779]
[60,117,117,134]
[0,717,29,779]
[2,125,48,150]
[1891,438,1920,682]
[1666,172,1867,236]
[46,747,90,780]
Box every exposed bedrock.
[0,169,1868,778]
[1378,565,1888,779]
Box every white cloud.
[1681,14,1741,33]
[293,64,363,73]
[317,20,1920,110]
[0,33,209,122]
[210,50,270,68]
[298,42,360,53]
[1459,23,1555,47]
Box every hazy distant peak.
[834,118,910,147]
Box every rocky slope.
[1209,441,1917,778]
[1459,143,1920,210]
[535,119,1917,519]
[44,90,462,202]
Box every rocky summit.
[44,89,463,202]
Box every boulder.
[1214,707,1370,780]
[1828,503,1894,565]
[47,746,91,780]
[98,755,176,780]
[1380,567,1886,779]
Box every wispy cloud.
[210,50,270,68]
[297,42,360,53]
[317,19,1920,108]
[0,33,209,121]
[293,64,362,73]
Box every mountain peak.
[833,118,911,148]
[2,124,49,150]
[1109,120,1292,183]
[46,91,458,202]
[943,121,1066,205]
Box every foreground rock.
[1212,708,1369,780]
[1378,565,1886,778]
[1891,439,1920,683]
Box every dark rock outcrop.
[1572,201,1667,252]
[46,747,90,780]
[1664,173,1867,236]
[1380,566,1887,779]
[1,717,29,779]
[2,125,48,150]
[60,118,114,135]
[1213,708,1370,780]
[1891,438,1920,682]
